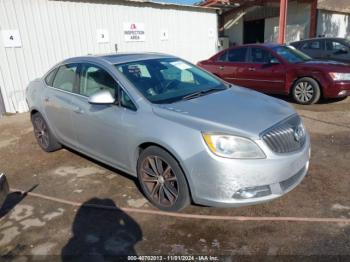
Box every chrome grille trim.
[261,115,306,154]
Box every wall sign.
[160,29,168,41]
[123,23,145,42]
[96,29,109,43]
[1,30,22,48]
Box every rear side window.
[218,51,228,62]
[227,48,248,62]
[302,40,323,50]
[52,64,78,93]
[44,68,58,86]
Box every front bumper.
[324,81,350,98]
[185,135,311,207]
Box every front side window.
[326,40,348,52]
[250,48,274,63]
[272,46,311,63]
[79,64,117,97]
[115,58,226,104]
[52,64,78,92]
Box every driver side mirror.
[88,90,115,105]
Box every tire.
[137,146,191,212]
[292,77,321,105]
[31,112,62,152]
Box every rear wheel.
[137,146,190,212]
[292,77,321,105]
[31,112,61,152]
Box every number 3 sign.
[1,30,22,48]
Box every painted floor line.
[10,188,350,224]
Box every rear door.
[325,39,350,63]
[43,63,78,147]
[211,47,249,86]
[242,47,286,94]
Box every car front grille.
[261,115,306,154]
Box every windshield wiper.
[182,88,225,101]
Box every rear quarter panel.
[26,78,46,114]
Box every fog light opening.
[233,185,271,199]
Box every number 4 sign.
[1,30,22,48]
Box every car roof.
[291,37,348,43]
[63,52,176,65]
[230,43,282,49]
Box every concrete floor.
[0,97,349,260]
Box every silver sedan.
[26,53,311,211]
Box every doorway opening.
[244,19,265,44]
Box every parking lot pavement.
[0,97,349,258]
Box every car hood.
[297,60,350,71]
[152,86,296,139]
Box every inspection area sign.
[123,23,145,42]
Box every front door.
[70,63,132,171]
[325,39,350,63]
[242,47,286,94]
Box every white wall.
[0,0,218,113]
[317,10,350,38]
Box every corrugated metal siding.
[0,0,218,113]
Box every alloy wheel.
[33,117,50,149]
[140,156,179,207]
[294,81,314,103]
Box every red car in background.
[198,44,350,104]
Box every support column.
[278,0,288,44]
[309,0,318,38]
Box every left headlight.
[202,133,266,159]
[329,72,350,81]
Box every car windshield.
[115,58,226,104]
[272,45,312,63]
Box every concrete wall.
[0,0,218,113]
[224,1,311,45]
[317,10,350,38]
[223,16,243,45]
[265,1,311,43]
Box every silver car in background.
[26,53,311,211]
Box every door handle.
[219,66,224,70]
[73,106,84,114]
[248,67,256,71]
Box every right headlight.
[202,133,266,159]
[329,72,350,81]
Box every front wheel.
[292,77,321,105]
[137,146,190,212]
